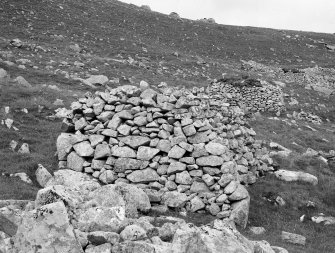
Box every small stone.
[117,124,131,136]
[228,184,249,201]
[99,170,117,184]
[73,141,94,157]
[190,181,210,193]
[127,168,160,183]
[182,124,196,136]
[67,151,85,172]
[137,147,160,161]
[94,143,111,159]
[18,143,30,154]
[202,174,215,186]
[162,191,187,207]
[168,145,186,159]
[120,224,147,241]
[207,203,221,216]
[224,180,238,194]
[196,156,223,167]
[175,171,193,185]
[157,140,172,153]
[111,146,136,158]
[190,196,205,212]
[167,162,187,174]
[118,136,151,149]
[250,227,266,235]
[205,142,227,156]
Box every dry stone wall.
[210,80,285,113]
[56,84,274,227]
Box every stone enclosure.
[56,83,274,227]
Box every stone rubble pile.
[210,79,285,113]
[56,83,274,227]
[1,170,287,253]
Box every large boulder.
[12,201,83,253]
[171,221,254,253]
[45,169,100,192]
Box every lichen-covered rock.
[12,201,83,253]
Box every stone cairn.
[56,83,274,227]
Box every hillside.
[1,0,335,252]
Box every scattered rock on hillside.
[0,68,8,79]
[249,226,266,235]
[311,214,335,225]
[274,169,318,185]
[11,172,33,184]
[14,76,32,88]
[84,75,109,87]
[18,143,30,154]
[281,231,306,246]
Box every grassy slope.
[1,0,335,252]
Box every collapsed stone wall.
[56,84,274,227]
[210,80,285,113]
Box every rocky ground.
[1,0,335,252]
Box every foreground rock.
[3,170,286,253]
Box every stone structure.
[210,78,285,113]
[56,84,274,227]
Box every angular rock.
[190,181,210,193]
[162,191,187,207]
[45,169,100,192]
[94,143,111,159]
[167,162,187,175]
[281,231,306,246]
[112,146,136,158]
[67,151,85,172]
[77,206,125,233]
[35,164,52,187]
[228,184,249,201]
[190,196,205,212]
[114,158,144,172]
[196,156,223,167]
[157,139,172,153]
[56,133,73,160]
[137,146,160,161]
[73,141,94,157]
[119,136,151,149]
[175,171,193,185]
[168,145,186,159]
[205,142,227,156]
[99,170,117,184]
[127,168,160,183]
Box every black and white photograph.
[0,0,335,252]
